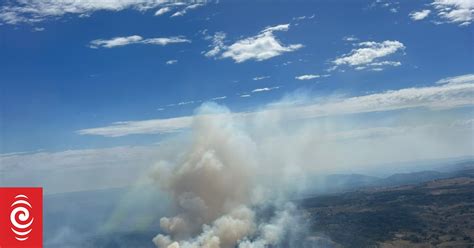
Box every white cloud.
[332,40,405,71]
[343,35,358,42]
[0,0,208,24]
[155,7,171,16]
[369,0,400,13]
[158,96,228,111]
[77,77,474,137]
[210,96,227,101]
[0,145,161,193]
[410,9,431,20]
[166,59,178,65]
[354,61,402,71]
[295,74,320,80]
[140,37,191,45]
[369,61,401,67]
[204,32,226,58]
[33,27,45,32]
[171,3,203,17]
[78,117,193,137]
[292,14,315,21]
[432,0,474,26]
[205,24,303,63]
[436,73,474,85]
[90,35,143,48]
[177,101,195,106]
[253,76,270,81]
[240,94,251,98]
[252,86,280,93]
[89,36,190,48]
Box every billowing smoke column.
[151,104,306,248]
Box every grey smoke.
[150,103,307,248]
[147,94,473,247]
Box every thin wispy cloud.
[171,3,204,17]
[205,24,303,63]
[436,73,474,85]
[253,76,270,81]
[77,76,474,137]
[0,145,160,193]
[343,35,359,42]
[369,0,400,13]
[166,59,178,65]
[210,96,227,101]
[295,74,320,80]
[89,36,190,49]
[157,95,229,111]
[251,86,280,93]
[177,101,195,106]
[292,14,315,21]
[33,27,45,32]
[0,0,209,24]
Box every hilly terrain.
[301,168,474,247]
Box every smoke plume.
[149,95,473,247]
[151,103,307,248]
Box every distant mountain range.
[301,160,474,196]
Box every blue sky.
[0,1,473,193]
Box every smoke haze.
[148,100,473,247]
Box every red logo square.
[0,188,42,248]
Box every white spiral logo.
[10,194,34,241]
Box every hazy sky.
[0,0,473,193]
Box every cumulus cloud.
[0,0,209,24]
[77,77,474,137]
[205,24,303,63]
[432,0,473,26]
[295,74,320,80]
[332,40,405,71]
[166,60,178,65]
[410,9,431,20]
[89,36,190,48]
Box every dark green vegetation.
[301,168,474,248]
